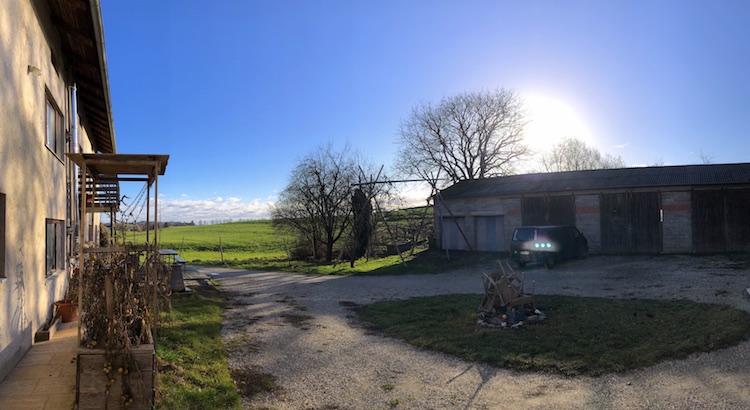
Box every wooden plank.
[601,192,661,254]
[692,190,726,252]
[521,195,575,226]
[725,189,750,251]
[77,346,155,410]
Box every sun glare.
[523,94,594,152]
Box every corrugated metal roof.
[440,163,750,198]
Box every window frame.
[45,93,65,159]
[46,218,64,276]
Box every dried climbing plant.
[79,243,170,407]
[81,246,170,350]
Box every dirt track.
[203,254,750,409]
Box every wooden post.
[105,273,114,342]
[152,169,159,341]
[77,163,87,344]
[219,235,225,265]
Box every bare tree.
[395,88,529,187]
[539,137,625,172]
[698,150,714,164]
[272,143,358,262]
[350,188,371,267]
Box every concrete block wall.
[437,196,521,252]
[575,194,601,253]
[661,191,692,253]
[501,198,522,250]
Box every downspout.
[71,84,80,257]
[71,84,79,153]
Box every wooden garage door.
[600,192,662,254]
[475,216,505,252]
[441,217,467,251]
[692,189,750,252]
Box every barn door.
[600,192,662,254]
[441,217,467,250]
[475,216,505,252]
[693,189,750,252]
[725,190,750,251]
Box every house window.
[46,219,64,276]
[46,95,64,158]
[0,194,5,278]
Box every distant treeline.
[107,218,267,231]
[108,221,196,231]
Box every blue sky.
[100,1,750,223]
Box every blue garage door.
[475,216,505,252]
[441,217,467,250]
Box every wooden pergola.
[66,153,169,342]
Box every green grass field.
[121,214,450,274]
[122,220,293,263]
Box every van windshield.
[513,228,536,241]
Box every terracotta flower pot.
[55,300,78,323]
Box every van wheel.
[545,256,556,269]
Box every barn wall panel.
[575,194,601,253]
[724,190,750,251]
[692,190,726,252]
[661,191,692,253]
[521,195,575,226]
[601,192,661,254]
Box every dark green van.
[510,225,588,268]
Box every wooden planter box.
[76,344,155,409]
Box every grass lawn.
[156,286,241,410]
[130,219,474,275]
[356,293,750,376]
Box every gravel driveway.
[203,254,750,409]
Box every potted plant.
[55,267,80,323]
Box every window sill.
[46,269,67,281]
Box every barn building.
[435,163,750,254]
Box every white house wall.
[0,0,98,381]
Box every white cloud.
[155,185,434,223]
[157,196,276,222]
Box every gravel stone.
[205,254,750,409]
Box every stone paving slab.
[0,322,78,410]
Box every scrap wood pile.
[478,260,546,328]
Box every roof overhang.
[47,0,116,153]
[67,153,169,184]
[67,153,169,213]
